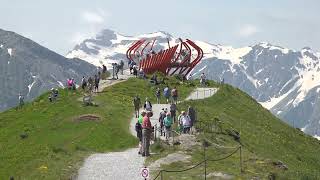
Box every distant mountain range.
[0,29,96,111]
[67,29,320,138]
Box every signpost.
[141,167,149,179]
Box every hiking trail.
[77,76,218,180]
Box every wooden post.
[240,146,243,173]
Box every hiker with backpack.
[141,111,153,157]
[163,85,171,103]
[144,97,152,111]
[133,95,141,118]
[171,87,178,104]
[155,87,161,104]
[178,111,192,134]
[136,111,146,154]
[164,112,173,140]
[158,108,167,136]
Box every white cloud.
[238,24,259,37]
[82,11,105,24]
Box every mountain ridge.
[0,28,96,112]
[66,29,320,138]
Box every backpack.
[164,117,172,127]
[172,89,177,96]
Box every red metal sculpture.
[126,38,203,78]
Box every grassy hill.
[0,77,194,179]
[148,83,320,179]
[1,76,320,179]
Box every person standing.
[94,75,100,92]
[120,60,124,75]
[200,73,206,87]
[179,111,191,134]
[81,76,87,90]
[164,112,173,140]
[158,108,167,136]
[171,87,178,104]
[187,106,196,132]
[136,111,146,154]
[133,95,141,118]
[142,111,153,157]
[18,93,24,109]
[170,103,177,123]
[155,87,161,104]
[144,97,152,111]
[163,86,171,103]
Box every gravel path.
[77,83,218,179]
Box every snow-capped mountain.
[67,29,320,137]
[67,29,176,69]
[0,29,96,112]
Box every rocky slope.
[0,29,96,111]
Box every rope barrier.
[152,146,241,180]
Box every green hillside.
[1,76,320,179]
[148,83,320,179]
[0,77,194,179]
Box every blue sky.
[0,0,319,54]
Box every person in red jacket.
[141,111,153,157]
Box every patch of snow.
[260,82,299,109]
[213,45,252,65]
[57,81,64,88]
[0,44,3,48]
[314,135,320,140]
[7,48,12,56]
[111,33,138,44]
[28,77,37,95]
[7,61,10,65]
[258,42,290,54]
[137,31,168,39]
[292,54,320,107]
[277,111,282,115]
[265,78,269,83]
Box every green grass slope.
[0,77,195,179]
[149,83,320,179]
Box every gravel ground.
[77,86,218,180]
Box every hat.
[181,111,185,114]
[141,111,146,115]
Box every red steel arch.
[126,38,203,78]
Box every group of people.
[81,74,100,93]
[155,86,178,104]
[135,110,153,157]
